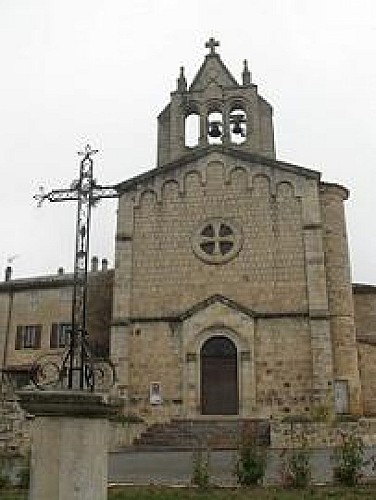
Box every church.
[2,39,376,426]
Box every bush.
[280,434,311,488]
[333,431,364,486]
[0,457,10,490]
[235,433,266,486]
[18,465,30,489]
[111,413,144,425]
[0,472,10,489]
[281,449,311,488]
[191,445,210,489]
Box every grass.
[3,485,376,499]
[0,491,27,500]
[108,485,376,499]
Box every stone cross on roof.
[205,37,220,55]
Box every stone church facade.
[111,40,364,421]
[2,41,376,425]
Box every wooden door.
[201,336,238,415]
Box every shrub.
[111,413,144,425]
[0,457,10,490]
[0,472,9,489]
[18,465,30,489]
[281,414,312,424]
[280,449,311,488]
[280,434,311,488]
[235,433,266,486]
[333,431,364,486]
[191,445,210,489]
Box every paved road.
[109,447,376,486]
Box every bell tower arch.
[157,38,275,167]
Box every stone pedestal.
[18,390,120,500]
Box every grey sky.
[1,0,375,283]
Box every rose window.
[192,219,242,264]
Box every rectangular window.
[15,325,42,350]
[50,323,71,349]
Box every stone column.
[18,390,120,500]
[184,353,197,418]
[239,350,253,416]
[320,183,362,414]
[301,179,334,407]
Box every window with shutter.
[15,325,42,349]
[50,323,58,348]
[15,326,23,350]
[50,323,71,349]
[35,325,42,349]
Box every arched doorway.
[201,336,238,415]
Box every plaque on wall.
[334,379,349,414]
[150,382,163,405]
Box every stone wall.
[86,271,113,357]
[353,284,376,343]
[255,318,312,418]
[353,285,376,416]
[127,321,183,420]
[0,393,30,456]
[358,342,376,416]
[0,394,147,455]
[129,159,308,318]
[271,418,376,448]
[108,421,146,450]
[118,314,316,420]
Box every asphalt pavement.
[109,447,376,486]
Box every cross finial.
[205,37,220,55]
[78,144,99,159]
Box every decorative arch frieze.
[250,174,272,199]
[226,165,247,186]
[183,169,205,195]
[276,181,295,199]
[134,158,309,208]
[161,179,180,202]
[136,189,158,209]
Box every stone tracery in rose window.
[192,218,243,264]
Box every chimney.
[5,266,12,282]
[101,258,108,272]
[57,267,64,276]
[91,256,99,272]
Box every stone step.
[132,418,270,450]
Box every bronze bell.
[231,113,246,135]
[208,121,222,138]
[232,122,243,135]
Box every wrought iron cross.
[205,37,220,55]
[33,145,118,390]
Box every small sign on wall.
[334,379,349,414]
[150,382,163,405]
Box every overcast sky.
[1,0,375,284]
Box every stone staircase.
[131,418,270,451]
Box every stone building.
[2,39,376,426]
[0,261,112,391]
